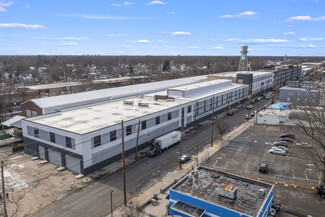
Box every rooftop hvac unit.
[217,183,237,200]
[123,100,134,105]
[138,102,149,107]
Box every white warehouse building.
[22,79,248,174]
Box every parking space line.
[304,170,309,180]
[245,164,248,172]
[292,170,296,178]
[234,162,238,170]
[224,161,228,169]
[317,172,320,180]
[215,159,219,166]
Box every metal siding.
[39,145,45,159]
[39,129,49,141]
[65,155,81,174]
[48,149,62,166]
[55,134,66,146]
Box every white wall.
[255,112,296,126]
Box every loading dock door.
[39,145,45,160]
[65,155,81,174]
[48,149,62,166]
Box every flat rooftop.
[209,71,273,78]
[24,82,82,90]
[172,166,273,217]
[168,79,231,92]
[27,96,189,135]
[280,86,318,92]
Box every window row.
[32,128,73,149]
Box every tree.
[121,201,143,217]
[162,60,170,72]
[289,103,325,185]
[214,119,230,140]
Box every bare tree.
[0,187,25,217]
[121,201,144,217]
[214,119,231,140]
[289,103,325,185]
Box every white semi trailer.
[147,131,181,157]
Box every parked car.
[280,133,295,139]
[257,96,263,101]
[274,141,288,147]
[245,114,251,120]
[247,104,253,109]
[265,95,271,100]
[259,163,268,173]
[250,112,255,117]
[296,142,312,148]
[227,110,234,116]
[269,148,286,156]
[279,137,293,143]
[271,202,281,212]
[254,98,259,103]
[316,185,325,198]
[179,154,190,163]
[271,146,288,152]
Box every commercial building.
[21,79,248,174]
[279,86,320,106]
[271,65,302,89]
[169,166,274,217]
[208,71,274,96]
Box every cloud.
[244,38,288,43]
[220,11,258,18]
[296,44,316,48]
[189,47,200,49]
[61,14,158,20]
[299,37,324,41]
[0,23,46,29]
[158,40,168,43]
[0,7,6,11]
[146,1,166,5]
[161,31,169,34]
[25,5,30,8]
[62,42,78,46]
[225,38,240,41]
[166,11,175,14]
[0,1,13,7]
[212,46,223,49]
[286,16,325,22]
[112,2,135,7]
[108,33,124,37]
[283,32,295,35]
[39,36,88,40]
[135,39,150,43]
[171,31,191,35]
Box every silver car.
[269,148,286,156]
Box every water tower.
[238,45,248,71]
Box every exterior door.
[48,149,62,166]
[65,155,81,174]
[39,145,46,159]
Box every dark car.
[227,110,234,116]
[316,185,325,198]
[279,137,293,143]
[259,163,268,173]
[280,133,295,139]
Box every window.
[34,128,39,138]
[141,120,146,130]
[156,116,160,125]
[94,135,101,147]
[187,106,191,113]
[50,132,55,143]
[26,109,32,117]
[168,112,172,120]
[110,130,116,142]
[126,125,132,136]
[66,137,72,148]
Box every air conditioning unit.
[217,183,237,200]
[138,102,149,107]
[123,100,134,105]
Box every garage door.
[39,145,46,160]
[48,149,62,166]
[65,155,81,174]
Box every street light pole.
[121,120,127,206]
[195,101,199,167]
[1,161,7,217]
[110,189,114,217]
[211,95,214,147]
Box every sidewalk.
[113,121,253,217]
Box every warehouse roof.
[168,79,230,92]
[171,166,273,217]
[24,82,82,90]
[27,96,189,134]
[27,75,207,112]
[209,71,273,78]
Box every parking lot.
[204,124,320,184]
[203,124,325,217]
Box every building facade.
[279,86,320,106]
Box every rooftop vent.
[123,100,134,105]
[217,183,237,200]
[138,102,149,107]
[258,188,266,197]
[188,174,194,183]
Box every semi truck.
[147,131,181,157]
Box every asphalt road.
[33,97,270,217]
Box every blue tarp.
[271,103,289,109]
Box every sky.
[0,0,325,56]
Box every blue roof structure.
[271,103,289,110]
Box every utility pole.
[211,96,214,147]
[110,189,114,217]
[179,108,184,169]
[195,101,199,167]
[121,120,127,206]
[135,120,140,160]
[1,161,7,217]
